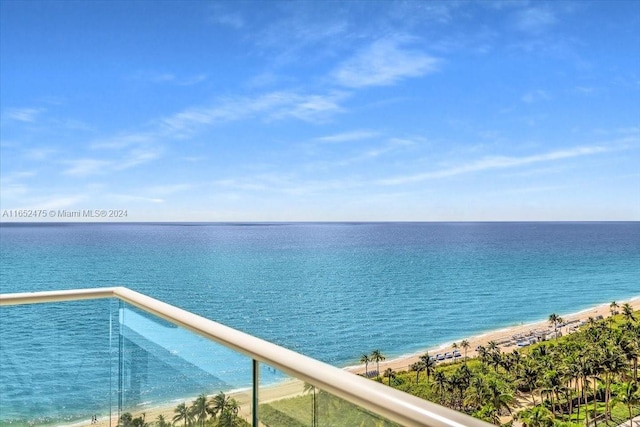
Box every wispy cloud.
[0,171,36,200]
[23,195,87,210]
[62,145,162,177]
[488,184,571,196]
[3,107,45,123]
[91,132,155,150]
[215,173,362,197]
[147,184,194,196]
[208,5,245,29]
[160,91,349,136]
[115,147,162,170]
[315,130,379,144]
[63,158,112,176]
[110,193,164,204]
[24,147,57,161]
[522,89,551,103]
[255,6,348,66]
[304,136,419,172]
[514,6,557,34]
[379,145,614,185]
[130,71,208,86]
[333,38,440,88]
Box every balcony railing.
[0,287,490,427]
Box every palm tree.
[486,341,501,372]
[610,301,619,316]
[518,362,540,405]
[410,361,424,384]
[465,376,488,409]
[217,398,240,427]
[460,339,470,363]
[541,369,562,418]
[548,313,563,341]
[601,345,627,418]
[622,303,636,323]
[584,349,604,427]
[383,368,396,386]
[118,413,133,427]
[612,381,640,427]
[131,414,147,427]
[370,349,385,377]
[207,391,231,419]
[360,353,371,377]
[419,353,436,383]
[516,406,553,427]
[190,394,208,427]
[433,370,447,401]
[155,415,170,427]
[454,364,472,406]
[173,403,190,427]
[486,378,513,416]
[477,345,489,368]
[618,335,639,383]
[475,403,500,425]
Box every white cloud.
[208,4,245,29]
[333,38,440,88]
[62,145,161,177]
[177,74,208,86]
[160,91,349,136]
[379,145,613,185]
[26,148,58,161]
[110,193,164,204]
[26,195,87,210]
[4,107,44,123]
[315,130,379,144]
[130,71,208,86]
[147,184,193,195]
[271,92,347,122]
[91,132,154,150]
[255,9,348,65]
[115,147,162,170]
[514,7,557,34]
[63,158,112,176]
[522,89,551,103]
[0,171,36,200]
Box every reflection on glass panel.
[258,366,400,427]
[116,303,253,426]
[0,299,118,427]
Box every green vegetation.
[369,306,640,426]
[120,305,640,427]
[131,392,249,427]
[258,389,400,427]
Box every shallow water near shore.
[1,222,639,423]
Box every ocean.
[0,222,639,424]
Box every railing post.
[118,300,124,422]
[252,359,259,427]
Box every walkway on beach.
[616,415,640,427]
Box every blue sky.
[1,0,639,221]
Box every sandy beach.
[76,379,306,427]
[347,297,640,376]
[70,297,639,427]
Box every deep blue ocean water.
[1,222,639,424]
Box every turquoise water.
[1,222,639,423]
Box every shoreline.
[30,295,640,427]
[346,296,640,376]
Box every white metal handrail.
[0,287,491,427]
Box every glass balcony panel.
[0,299,118,426]
[116,303,253,426]
[257,365,401,427]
